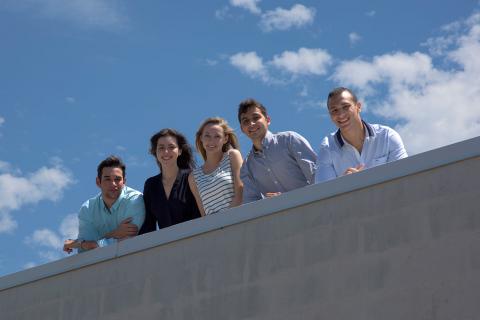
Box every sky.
[0,0,479,277]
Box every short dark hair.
[237,98,268,123]
[97,156,126,180]
[149,128,195,170]
[327,87,358,108]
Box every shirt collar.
[252,130,273,154]
[334,120,374,148]
[101,186,126,213]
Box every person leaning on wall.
[139,128,201,234]
[315,87,408,183]
[63,155,145,253]
[188,117,243,216]
[238,98,317,204]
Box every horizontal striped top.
[193,152,234,215]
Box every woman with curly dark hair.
[139,128,201,234]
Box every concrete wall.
[1,137,480,320]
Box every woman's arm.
[228,149,244,208]
[139,179,157,234]
[188,172,206,216]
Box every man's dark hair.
[327,87,358,108]
[97,156,126,180]
[149,128,195,170]
[237,98,268,123]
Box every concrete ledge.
[1,135,479,292]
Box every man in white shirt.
[315,87,408,183]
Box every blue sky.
[1,0,479,276]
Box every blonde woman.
[188,117,243,216]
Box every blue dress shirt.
[315,122,408,183]
[241,131,317,203]
[77,186,145,251]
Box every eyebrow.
[102,175,122,179]
[241,113,259,120]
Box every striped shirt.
[193,153,234,215]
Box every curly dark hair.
[149,128,195,170]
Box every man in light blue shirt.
[238,98,317,203]
[63,156,145,253]
[315,87,408,183]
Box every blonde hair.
[195,117,239,160]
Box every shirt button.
[274,181,278,184]
[267,168,271,172]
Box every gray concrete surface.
[1,137,479,319]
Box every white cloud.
[272,48,332,76]
[2,0,127,30]
[299,86,309,97]
[260,4,315,32]
[349,32,362,46]
[25,229,63,249]
[230,47,332,83]
[0,160,12,173]
[0,214,17,234]
[59,213,79,239]
[230,51,267,80]
[215,6,231,20]
[0,163,73,233]
[25,213,78,265]
[206,58,219,66]
[230,0,261,15]
[23,262,37,269]
[0,116,4,126]
[65,97,76,104]
[334,52,435,90]
[332,12,480,154]
[39,250,61,262]
[365,10,376,17]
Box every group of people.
[64,87,408,253]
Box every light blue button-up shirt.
[77,186,145,251]
[241,131,317,203]
[315,122,408,183]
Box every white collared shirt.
[315,122,408,183]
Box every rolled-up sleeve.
[77,203,97,243]
[387,129,408,161]
[241,163,262,204]
[315,142,337,183]
[288,132,317,184]
[126,193,146,231]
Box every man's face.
[240,106,270,142]
[96,167,125,203]
[327,90,362,131]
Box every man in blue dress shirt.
[315,87,408,183]
[63,156,145,253]
[238,98,317,203]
